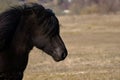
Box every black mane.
[0,3,58,50]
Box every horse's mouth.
[52,53,67,62]
[52,57,64,62]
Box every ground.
[23,14,120,80]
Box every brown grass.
[23,14,120,80]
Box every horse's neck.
[8,14,35,55]
[10,29,33,55]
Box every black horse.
[0,3,67,80]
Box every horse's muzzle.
[53,48,68,62]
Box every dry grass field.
[23,14,120,80]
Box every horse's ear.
[46,9,54,14]
[32,5,45,15]
[45,9,55,16]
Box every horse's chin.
[52,56,65,62]
[53,58,62,62]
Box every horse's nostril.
[53,49,68,62]
[62,52,67,59]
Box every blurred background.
[1,0,120,15]
[0,0,120,80]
